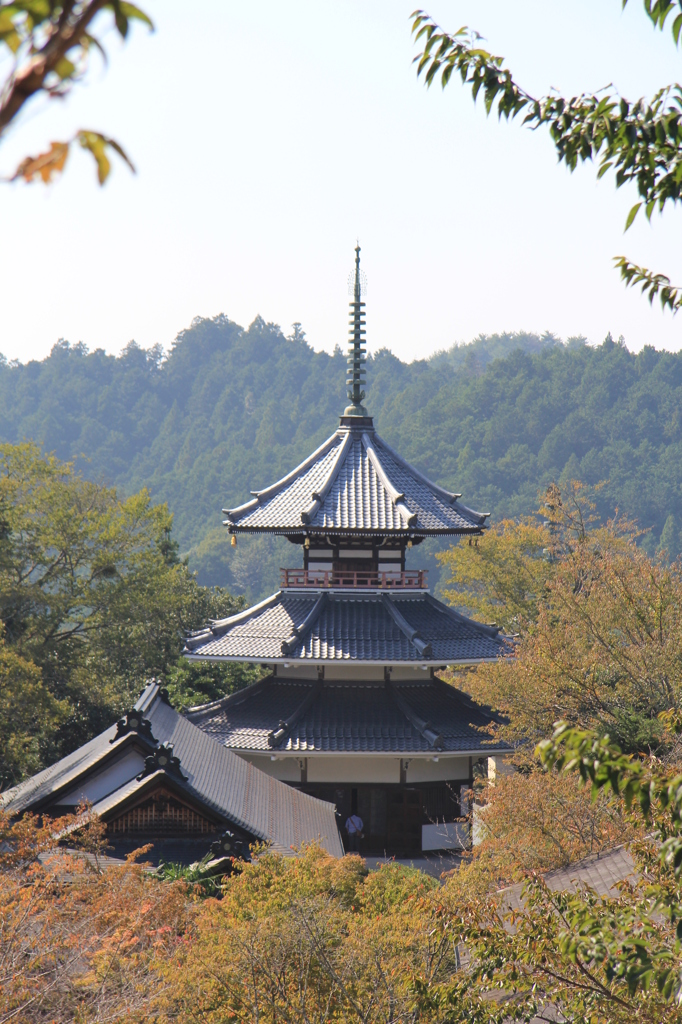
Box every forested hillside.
[2,316,681,599]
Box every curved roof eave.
[223,525,488,536]
[182,589,513,665]
[184,654,508,666]
[222,422,489,535]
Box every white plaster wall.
[390,666,433,681]
[308,756,401,784]
[239,754,472,785]
[278,664,319,679]
[322,664,385,681]
[276,665,435,682]
[54,750,146,805]
[239,754,302,781]
[406,757,469,783]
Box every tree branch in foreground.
[614,256,682,313]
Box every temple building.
[1,681,343,862]
[184,246,512,857]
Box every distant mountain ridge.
[2,318,680,600]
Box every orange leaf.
[12,141,70,183]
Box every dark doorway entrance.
[296,781,464,856]
[387,787,422,855]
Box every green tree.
[0,625,66,788]
[5,325,682,602]
[0,442,256,779]
[474,719,682,1021]
[660,512,682,560]
[438,517,552,632]
[412,1,682,311]
[444,833,681,1023]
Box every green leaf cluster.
[0,441,256,786]
[412,10,682,230]
[412,4,682,311]
[540,722,682,879]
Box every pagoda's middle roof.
[223,421,488,536]
[184,590,509,665]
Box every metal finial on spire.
[343,243,368,417]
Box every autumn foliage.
[467,767,636,888]
[441,483,682,756]
[160,847,461,1024]
[0,813,464,1024]
[0,801,679,1023]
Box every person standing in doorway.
[345,812,364,852]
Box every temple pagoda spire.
[344,243,368,417]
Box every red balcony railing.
[280,568,428,590]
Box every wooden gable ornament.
[111,708,156,744]
[139,742,186,780]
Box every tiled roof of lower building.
[1,682,343,858]
[184,591,511,664]
[186,675,513,755]
[501,845,638,914]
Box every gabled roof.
[1,682,343,858]
[187,675,513,756]
[223,421,488,537]
[184,590,510,665]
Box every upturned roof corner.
[222,427,487,537]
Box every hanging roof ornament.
[344,244,368,417]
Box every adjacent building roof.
[1,682,343,858]
[186,675,513,756]
[223,421,488,537]
[184,590,509,665]
[501,845,638,913]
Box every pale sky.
[2,1,682,364]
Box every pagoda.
[184,246,512,857]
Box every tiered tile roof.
[186,675,513,755]
[223,424,488,537]
[184,591,509,665]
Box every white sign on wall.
[421,822,468,851]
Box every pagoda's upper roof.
[224,420,488,537]
[184,589,509,665]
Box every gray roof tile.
[185,591,510,664]
[2,683,343,858]
[187,676,513,755]
[224,424,487,536]
[542,845,636,896]
[502,845,637,913]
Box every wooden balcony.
[280,568,428,590]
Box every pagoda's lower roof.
[186,675,512,755]
[183,590,510,665]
